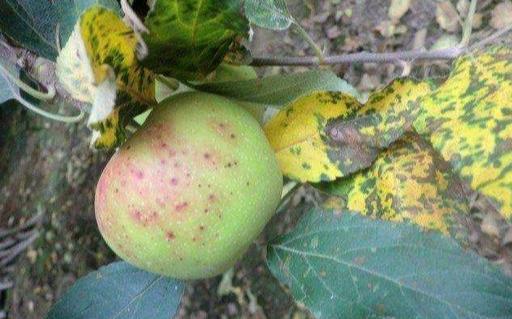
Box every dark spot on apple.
[131,210,143,221]
[208,194,216,202]
[170,177,178,185]
[132,169,144,180]
[175,202,189,212]
[165,231,175,241]
[115,188,119,193]
[204,208,209,213]
[199,225,205,231]
[203,152,211,159]
[230,133,236,139]
[160,159,167,165]
[160,142,168,148]
[126,145,131,150]
[246,182,250,186]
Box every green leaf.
[244,0,294,30]
[0,0,119,60]
[268,208,512,319]
[413,46,512,220]
[194,69,360,106]
[142,0,249,80]
[317,133,469,235]
[46,261,184,319]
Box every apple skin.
[95,92,283,279]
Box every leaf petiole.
[0,67,84,123]
[0,62,55,101]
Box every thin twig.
[0,230,39,267]
[460,0,478,47]
[470,24,512,51]
[0,212,43,239]
[251,25,512,67]
[250,47,464,66]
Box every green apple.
[95,92,283,279]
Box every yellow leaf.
[265,79,433,182]
[264,92,362,182]
[79,6,155,105]
[56,6,157,149]
[414,46,512,219]
[319,134,468,235]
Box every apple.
[95,92,283,279]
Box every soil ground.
[1,0,512,318]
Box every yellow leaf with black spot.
[79,6,155,105]
[265,79,433,183]
[318,134,469,235]
[354,78,435,148]
[413,46,512,220]
[56,6,156,149]
[264,92,362,182]
[89,93,148,149]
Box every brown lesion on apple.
[174,201,189,212]
[209,121,240,144]
[224,160,239,169]
[130,209,160,226]
[130,168,145,180]
[165,230,176,241]
[170,177,179,186]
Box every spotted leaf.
[56,6,156,149]
[264,92,362,182]
[142,0,249,80]
[265,79,432,183]
[413,46,512,219]
[318,133,469,235]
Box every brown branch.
[251,47,464,66]
[250,26,512,67]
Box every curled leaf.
[264,92,362,182]
[56,6,156,148]
[265,79,432,183]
